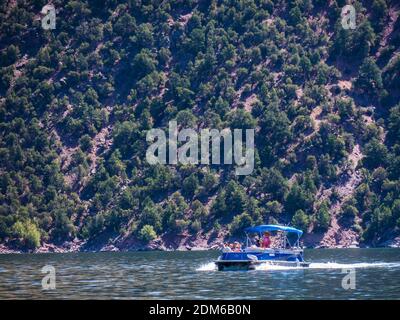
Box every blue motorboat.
[215,224,309,271]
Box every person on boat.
[253,235,260,247]
[234,241,242,252]
[261,232,271,248]
[224,242,232,252]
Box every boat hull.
[215,259,310,271]
[215,249,309,271]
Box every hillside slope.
[1,0,400,252]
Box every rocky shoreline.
[1,235,400,254]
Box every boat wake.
[196,261,400,272]
[197,262,217,271]
[255,261,400,271]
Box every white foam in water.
[256,261,400,271]
[196,261,400,271]
[197,262,217,271]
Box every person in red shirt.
[261,232,271,248]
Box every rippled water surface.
[0,248,399,299]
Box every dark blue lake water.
[0,248,399,299]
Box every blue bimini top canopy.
[245,224,303,236]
